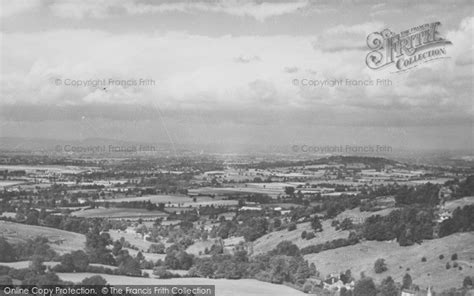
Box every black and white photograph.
[0,0,473,295]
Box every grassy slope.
[0,221,86,254]
[304,232,474,291]
[57,273,308,296]
[252,220,350,255]
[252,207,394,255]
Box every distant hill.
[0,137,173,154]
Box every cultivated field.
[444,196,474,211]
[304,232,474,291]
[0,165,96,174]
[185,239,216,256]
[98,194,237,208]
[57,273,308,296]
[0,221,86,254]
[0,181,26,188]
[108,229,157,252]
[334,207,396,224]
[71,208,168,219]
[98,195,198,204]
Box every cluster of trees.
[394,183,440,206]
[363,207,434,246]
[85,226,115,265]
[449,175,474,198]
[300,232,359,255]
[100,200,165,211]
[186,241,318,289]
[212,212,269,242]
[163,244,194,270]
[0,264,108,286]
[331,218,354,231]
[439,205,474,237]
[0,237,57,263]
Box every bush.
[446,262,451,269]
[287,223,297,231]
[374,258,388,274]
[301,231,307,239]
[305,232,316,240]
[153,266,173,279]
[302,281,313,293]
[81,275,107,285]
[463,276,473,288]
[451,253,458,261]
[421,257,427,262]
[439,254,444,260]
[148,243,166,254]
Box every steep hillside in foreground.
[304,232,474,291]
[57,273,308,296]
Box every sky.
[0,0,473,152]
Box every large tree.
[380,276,398,296]
[0,238,16,262]
[354,277,377,296]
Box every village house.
[322,274,354,292]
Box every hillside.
[252,220,350,255]
[57,273,308,296]
[304,232,474,291]
[252,207,394,255]
[0,221,86,254]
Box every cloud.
[313,22,385,52]
[283,66,299,73]
[234,55,261,64]
[0,18,472,129]
[48,0,310,21]
[0,0,41,18]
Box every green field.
[99,195,198,204]
[71,208,168,219]
[0,221,86,254]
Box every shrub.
[306,232,316,240]
[421,257,427,262]
[439,254,444,260]
[451,253,458,261]
[81,275,107,285]
[374,258,388,274]
[301,231,307,239]
[148,243,166,254]
[302,281,313,293]
[463,276,473,287]
[287,223,297,231]
[446,262,451,269]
